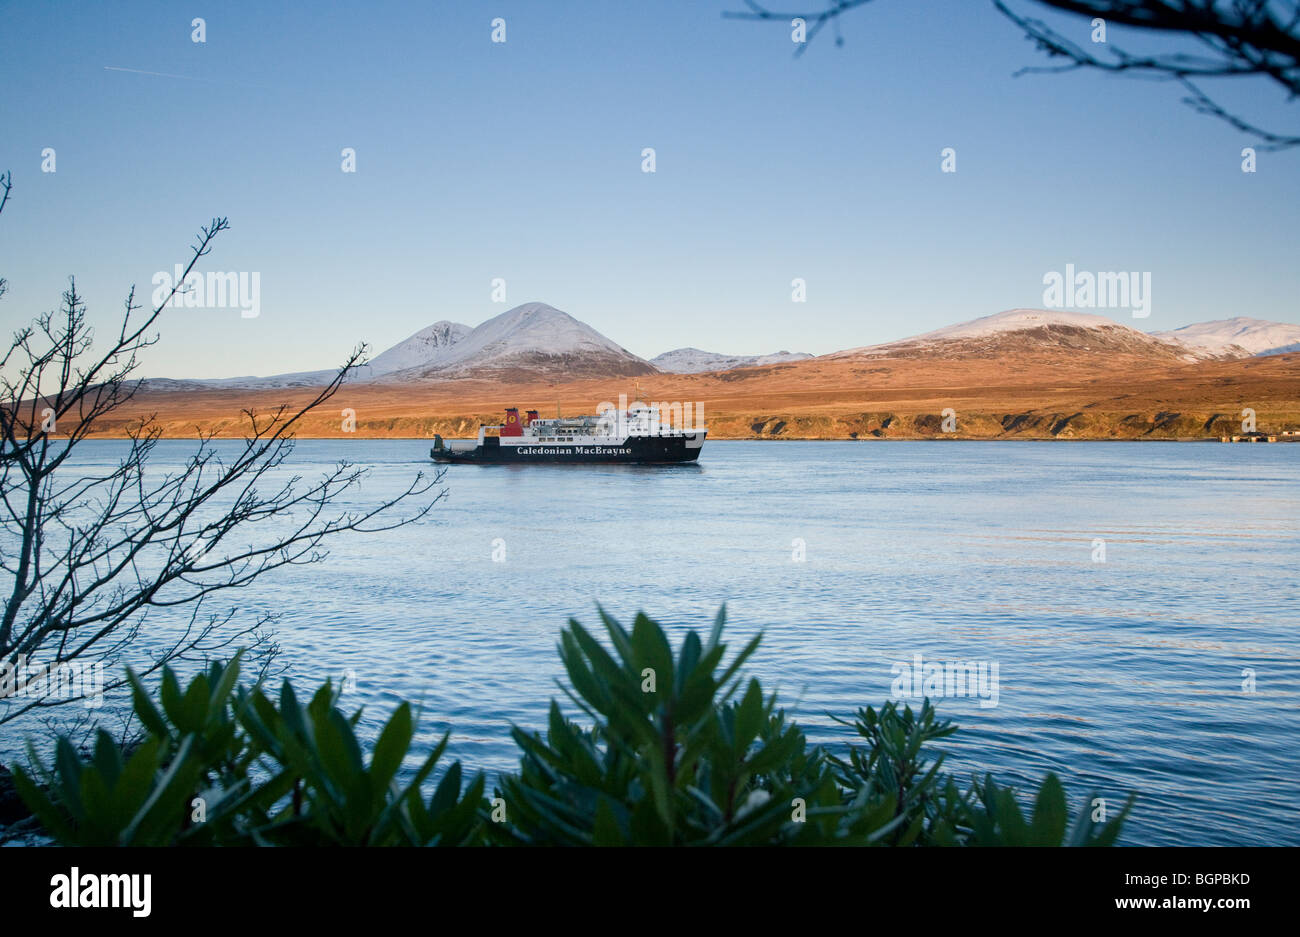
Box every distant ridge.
[143,305,1300,390]
[112,301,1300,443]
[651,347,812,373]
[1152,317,1300,358]
[828,308,1193,362]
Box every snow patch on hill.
[367,321,471,375]
[651,347,813,373]
[827,308,1187,358]
[381,302,654,378]
[915,308,1134,341]
[1151,317,1300,357]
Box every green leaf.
[592,798,625,845]
[176,672,211,733]
[11,763,76,844]
[208,650,243,714]
[158,667,184,727]
[369,702,413,795]
[121,734,198,845]
[92,730,124,789]
[1030,773,1068,845]
[630,612,675,700]
[54,737,84,811]
[127,668,169,739]
[429,761,463,817]
[706,605,727,652]
[733,679,766,751]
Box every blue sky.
[1,0,1297,379]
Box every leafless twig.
[0,174,445,725]
[724,1,1300,147]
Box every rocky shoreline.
[82,408,1300,442]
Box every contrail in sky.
[103,66,269,90]
[104,66,211,81]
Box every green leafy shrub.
[496,608,1132,846]
[232,679,484,845]
[9,607,1134,846]
[496,608,900,844]
[827,701,1132,846]
[13,652,485,846]
[13,655,247,846]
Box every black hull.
[432,433,705,464]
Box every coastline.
[97,347,1299,445]
[77,433,1283,443]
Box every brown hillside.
[93,347,1300,441]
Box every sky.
[1,0,1297,379]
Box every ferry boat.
[430,403,705,464]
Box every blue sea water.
[9,439,1299,846]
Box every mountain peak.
[1152,318,1300,357]
[829,308,1185,361]
[911,308,1134,342]
[378,302,655,379]
[366,320,472,376]
[503,301,566,315]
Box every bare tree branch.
[994,1,1300,149]
[0,172,445,724]
[724,0,1300,147]
[722,0,881,55]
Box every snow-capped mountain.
[650,347,813,373]
[149,321,472,390]
[145,305,1300,392]
[367,321,471,375]
[1151,317,1300,358]
[829,309,1191,360]
[376,302,655,379]
[147,303,655,388]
